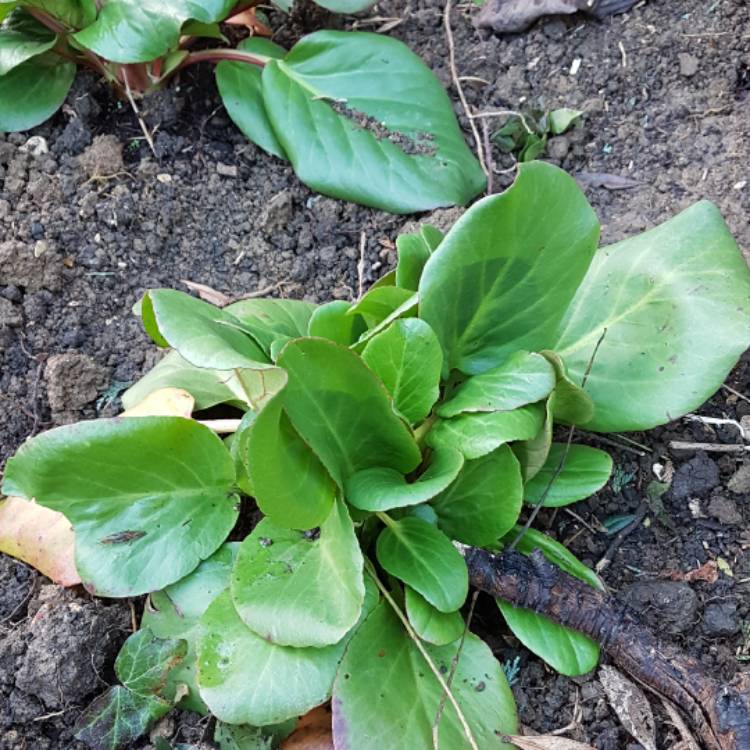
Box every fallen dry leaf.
[281,706,333,750]
[225,7,272,36]
[181,279,232,307]
[599,665,656,750]
[121,387,194,418]
[0,496,80,586]
[662,560,719,584]
[661,698,701,750]
[501,735,595,750]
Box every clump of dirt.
[77,135,124,180]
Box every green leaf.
[215,721,294,750]
[0,52,75,132]
[345,447,464,512]
[73,0,236,63]
[307,300,365,345]
[351,292,419,351]
[20,0,96,28]
[554,201,750,431]
[261,31,485,214]
[247,388,336,530]
[512,396,553,481]
[376,516,467,612]
[142,544,238,714]
[198,583,377,725]
[332,601,517,749]
[277,338,421,485]
[549,108,582,135]
[427,403,544,460]
[115,627,187,698]
[2,417,239,597]
[314,0,374,13]
[539,350,594,424]
[231,499,365,647]
[404,586,464,646]
[361,318,442,424]
[349,286,415,328]
[430,444,523,546]
[181,19,225,40]
[143,290,271,371]
[74,686,170,750]
[524,443,612,507]
[395,232,432,291]
[0,9,56,75]
[419,161,599,375]
[438,351,556,418]
[216,38,287,160]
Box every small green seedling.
[494,105,582,161]
[4,161,750,749]
[0,1,485,213]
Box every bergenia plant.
[0,1,485,213]
[3,161,749,749]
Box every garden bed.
[1,0,749,747]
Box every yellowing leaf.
[121,387,195,418]
[0,495,80,586]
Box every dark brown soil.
[1,0,749,747]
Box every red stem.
[178,48,268,70]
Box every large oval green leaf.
[2,417,239,597]
[276,338,421,485]
[231,499,365,647]
[419,161,599,375]
[0,9,56,75]
[307,300,366,345]
[332,601,517,749]
[404,586,464,646]
[19,0,97,28]
[261,31,485,214]
[0,53,75,132]
[554,200,750,431]
[376,517,467,612]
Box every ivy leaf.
[0,53,75,132]
[115,627,187,698]
[554,201,750,431]
[214,721,295,750]
[2,417,239,597]
[404,586,464,646]
[438,351,556,418]
[0,9,56,75]
[277,338,421,485]
[539,350,594,425]
[332,601,517,749]
[376,517,468,612]
[307,301,366,345]
[419,161,599,375]
[361,319,443,424]
[430,444,523,546]
[231,499,365,647]
[524,443,613,507]
[216,37,287,160]
[261,31,485,213]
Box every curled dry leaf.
[225,8,273,36]
[662,698,701,750]
[662,559,719,584]
[181,280,232,307]
[281,706,333,750]
[598,665,657,750]
[120,387,195,418]
[501,736,595,750]
[0,495,80,586]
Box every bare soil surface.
[1,0,749,747]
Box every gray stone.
[703,601,739,638]
[678,53,699,77]
[728,463,750,494]
[623,581,698,635]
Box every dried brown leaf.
[501,736,595,750]
[661,560,719,584]
[120,387,194,418]
[181,279,232,307]
[225,8,272,36]
[661,699,701,750]
[281,706,333,750]
[599,665,657,750]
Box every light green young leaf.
[0,9,56,75]
[2,417,239,597]
[261,31,485,214]
[554,201,750,431]
[307,300,365,345]
[216,38,287,160]
[345,447,464,512]
[404,586,464,646]
[231,499,365,647]
[314,0,374,13]
[524,443,612,507]
[512,396,553,481]
[332,602,517,749]
[549,108,582,135]
[430,444,523,546]
[361,318,442,423]
[277,338,421,485]
[351,292,419,351]
[438,351,555,417]
[348,286,415,328]
[419,161,599,375]
[539,350,594,425]
[376,516,467,612]
[395,232,431,291]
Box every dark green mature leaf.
[216,38,286,160]
[143,544,238,714]
[0,53,75,132]
[431,444,523,546]
[143,290,271,371]
[376,517,467,612]
[524,443,612,507]
[332,601,517,749]
[427,403,544,460]
[349,286,415,328]
[0,9,56,75]
[554,201,750,431]
[419,161,599,375]
[19,0,97,28]
[115,627,187,698]
[261,31,485,213]
[226,298,315,356]
[277,338,421,485]
[247,388,336,529]
[404,586,464,646]
[314,0,374,13]
[73,0,236,63]
[361,319,442,424]
[539,350,594,424]
[0,5,18,23]
[231,499,365,647]
[307,301,365,345]
[438,351,555,418]
[2,417,238,597]
[345,447,464,512]
[214,721,294,750]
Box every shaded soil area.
[1,0,749,747]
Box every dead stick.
[462,546,750,750]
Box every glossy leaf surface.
[404,586,464,646]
